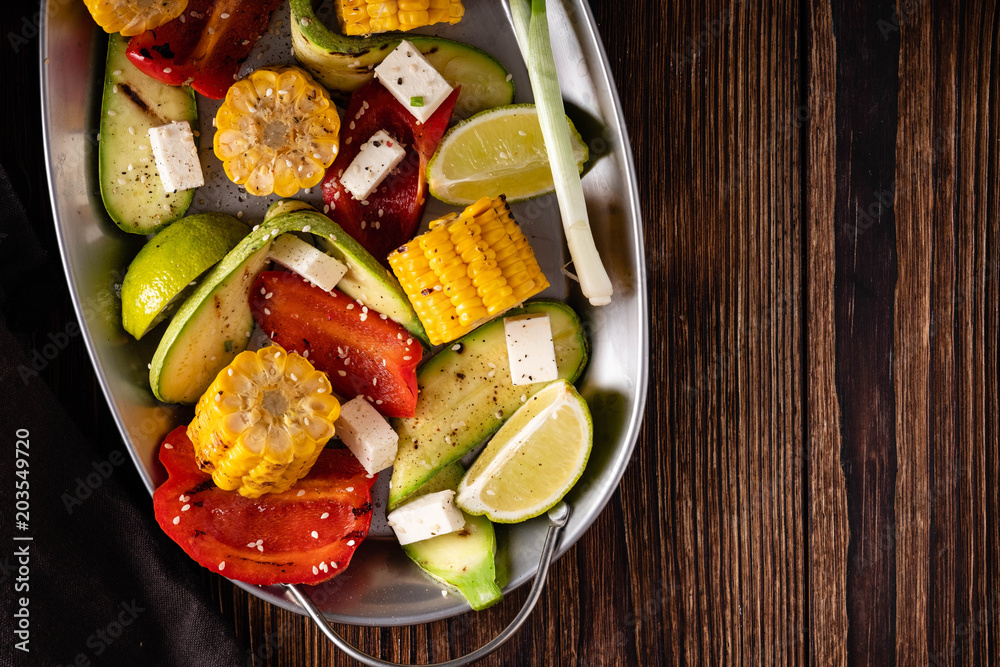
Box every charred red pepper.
[153,427,376,586]
[126,0,283,99]
[250,271,422,418]
[321,80,459,263]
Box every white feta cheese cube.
[147,121,203,193]
[504,314,559,386]
[374,40,454,124]
[339,130,406,201]
[268,234,348,293]
[387,490,466,546]
[336,396,399,475]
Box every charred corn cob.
[388,196,549,346]
[214,66,340,197]
[188,345,341,498]
[335,0,464,36]
[83,0,188,36]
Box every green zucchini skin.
[289,0,513,119]
[401,464,502,611]
[98,34,197,234]
[150,209,427,404]
[388,301,588,509]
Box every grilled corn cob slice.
[188,345,341,498]
[388,196,549,346]
[84,0,188,36]
[335,0,464,36]
[214,66,340,197]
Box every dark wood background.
[3,0,999,664]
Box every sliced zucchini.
[264,202,429,347]
[150,209,428,403]
[290,0,513,119]
[388,301,588,508]
[402,464,502,611]
[99,33,197,234]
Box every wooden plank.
[651,0,807,662]
[893,0,934,663]
[826,1,900,663]
[805,0,849,664]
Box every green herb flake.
[409,96,424,107]
[224,340,233,353]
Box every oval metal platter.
[41,0,647,625]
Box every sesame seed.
[172,516,180,525]
[163,67,172,73]
[347,304,354,310]
[228,368,234,376]
[311,531,319,538]
[406,338,412,345]
[303,225,311,232]
[375,399,383,405]
[221,12,229,18]
[265,292,273,299]
[403,356,411,360]
[338,370,347,376]
[113,69,122,75]
[333,562,338,568]
[380,313,387,320]
[164,443,173,450]
[128,126,135,135]
[182,503,191,511]
[321,512,329,519]
[347,540,355,546]
[347,486,354,492]
[264,308,271,315]
[372,377,378,386]
[297,489,306,497]
[218,561,226,571]
[312,566,319,575]
[360,313,368,321]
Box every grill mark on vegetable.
[352,502,373,517]
[151,42,175,60]
[118,82,167,125]
[186,480,215,495]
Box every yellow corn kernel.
[388,196,550,345]
[335,0,464,36]
[84,0,188,36]
[187,345,341,498]
[213,66,340,197]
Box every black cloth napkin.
[0,162,244,666]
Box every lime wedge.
[427,104,588,206]
[121,213,248,339]
[455,380,592,523]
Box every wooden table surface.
[3,0,999,664]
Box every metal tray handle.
[287,503,571,666]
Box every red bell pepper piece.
[126,0,282,99]
[153,426,377,586]
[321,80,460,263]
[249,271,422,418]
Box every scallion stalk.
[509,0,613,306]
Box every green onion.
[509,0,613,306]
[409,96,424,107]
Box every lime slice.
[455,380,593,523]
[121,213,248,339]
[427,104,588,206]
